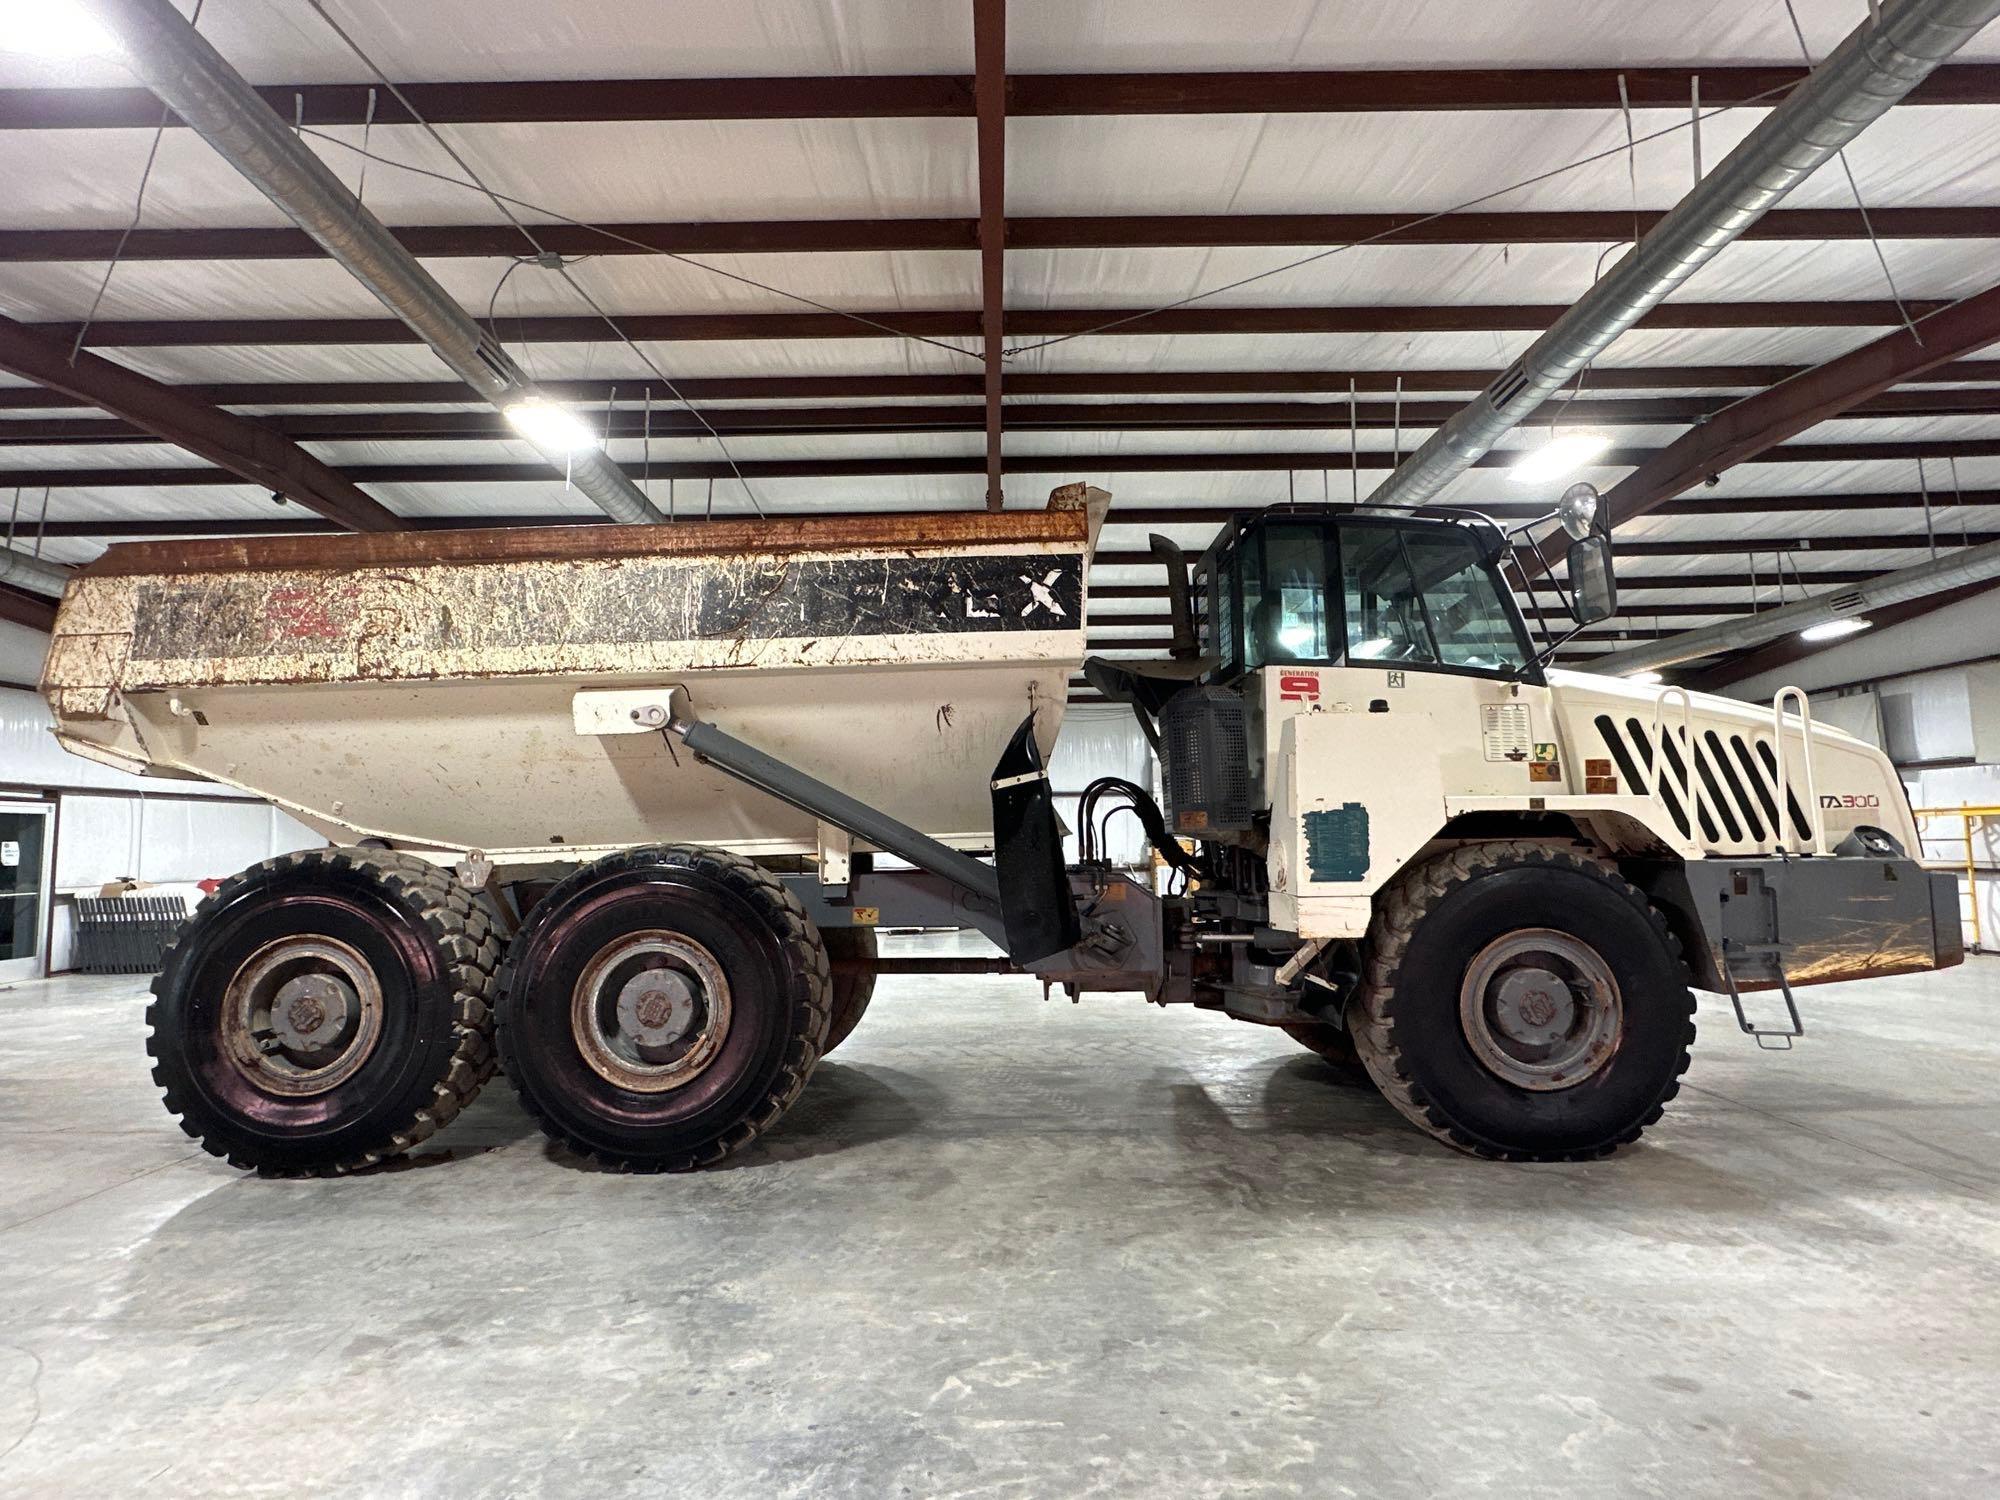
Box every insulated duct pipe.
[0,545,74,599]
[1590,538,2000,676]
[76,0,664,526]
[1367,0,2000,511]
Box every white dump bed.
[40,500,1097,861]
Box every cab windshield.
[1204,515,1533,680]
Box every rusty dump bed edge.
[76,509,1090,580]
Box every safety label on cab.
[1481,703,1531,763]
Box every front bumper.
[1634,857,1962,994]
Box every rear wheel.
[820,925,878,1054]
[496,845,830,1170]
[1346,841,1695,1161]
[147,849,500,1174]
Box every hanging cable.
[1779,0,1920,345]
[300,0,771,515]
[290,128,978,360]
[70,0,207,365]
[999,76,1808,359]
[354,86,377,206]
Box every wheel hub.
[221,936,384,1097]
[572,931,731,1093]
[1458,929,1622,1092]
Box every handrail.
[1770,685,1826,853]
[1911,803,1998,953]
[1651,686,1706,851]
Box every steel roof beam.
[0,313,401,533]
[31,300,1958,349]
[11,207,2000,263]
[19,394,2000,444]
[973,0,1007,510]
[8,436,2000,488]
[7,363,1999,410]
[7,64,2000,130]
[1596,281,2000,528]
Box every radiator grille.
[1161,687,1253,834]
[1593,714,1814,850]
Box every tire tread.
[1346,839,1697,1162]
[146,848,502,1176]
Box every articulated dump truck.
[39,483,1961,1173]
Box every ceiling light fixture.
[503,398,599,454]
[1799,617,1873,643]
[1508,433,1612,485]
[1,1,120,59]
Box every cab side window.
[1244,524,1330,668]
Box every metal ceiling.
[3,0,2000,683]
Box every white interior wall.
[1727,654,2000,953]
[1048,703,1155,868]
[0,620,49,688]
[2,686,324,974]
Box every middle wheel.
[496,845,831,1170]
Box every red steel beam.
[0,315,401,534]
[33,299,1950,349]
[7,436,1999,489]
[9,206,2000,263]
[6,362,1999,411]
[1597,283,2000,531]
[19,393,2000,446]
[0,581,57,633]
[5,65,1999,129]
[974,0,1008,511]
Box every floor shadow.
[719,1061,937,1169]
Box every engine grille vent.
[1161,687,1253,835]
[1592,713,1815,849]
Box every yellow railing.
[1912,804,2000,954]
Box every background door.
[0,802,52,982]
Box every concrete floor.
[1,940,1997,1499]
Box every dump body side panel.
[41,512,1089,858]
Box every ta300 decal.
[1819,792,1881,810]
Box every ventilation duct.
[1367,0,2000,511]
[77,0,665,526]
[1590,538,2000,676]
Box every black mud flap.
[990,716,1082,964]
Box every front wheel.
[1346,841,1695,1161]
[496,845,830,1171]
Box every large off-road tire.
[1346,841,1695,1162]
[495,845,831,1171]
[147,848,501,1175]
[820,925,878,1055]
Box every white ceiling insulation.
[2,0,1998,676]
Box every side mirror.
[1149,533,1198,659]
[1556,481,1600,540]
[1566,534,1617,625]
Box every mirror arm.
[1149,533,1198,659]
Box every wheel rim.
[570,929,733,1093]
[220,935,385,1097]
[1457,927,1622,1092]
